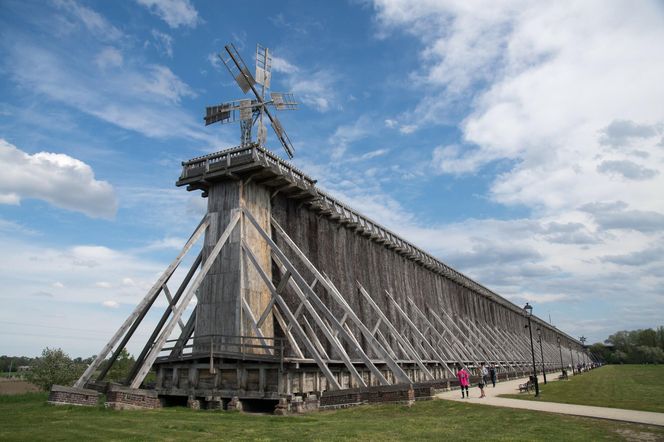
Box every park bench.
[518,375,538,393]
[517,380,532,393]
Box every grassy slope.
[501,365,664,413]
[1,393,663,441]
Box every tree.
[26,347,83,391]
[104,348,135,383]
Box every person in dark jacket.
[489,364,497,387]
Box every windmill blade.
[267,112,295,158]
[220,43,295,158]
[205,101,242,126]
[270,92,298,110]
[221,44,257,94]
[255,44,272,89]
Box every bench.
[517,381,532,393]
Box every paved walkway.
[436,371,664,427]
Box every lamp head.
[523,302,533,317]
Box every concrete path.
[436,371,664,427]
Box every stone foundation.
[320,384,414,409]
[105,386,161,410]
[48,385,99,407]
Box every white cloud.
[139,65,196,103]
[0,139,117,218]
[272,56,299,74]
[4,36,219,145]
[140,236,188,251]
[95,281,112,288]
[364,0,664,341]
[149,29,173,58]
[136,0,200,28]
[328,117,372,160]
[95,47,123,69]
[268,55,337,112]
[52,282,65,289]
[54,0,123,41]
[102,300,119,308]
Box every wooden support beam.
[129,211,239,389]
[302,316,330,360]
[270,253,368,387]
[405,298,457,377]
[240,296,273,354]
[269,215,410,385]
[385,291,452,376]
[169,305,197,358]
[426,307,478,369]
[241,239,340,389]
[162,284,185,330]
[432,308,485,366]
[75,215,209,388]
[357,283,434,380]
[272,306,304,359]
[126,251,203,383]
[244,211,391,386]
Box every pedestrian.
[456,364,470,399]
[478,372,486,398]
[481,362,490,386]
[489,363,497,388]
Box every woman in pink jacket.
[456,365,470,398]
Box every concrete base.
[48,385,99,407]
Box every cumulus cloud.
[136,0,200,28]
[597,160,658,181]
[600,120,661,148]
[0,139,117,218]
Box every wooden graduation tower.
[59,44,590,412]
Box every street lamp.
[557,336,565,379]
[523,303,540,397]
[580,336,587,366]
[537,327,547,384]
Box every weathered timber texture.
[271,193,570,358]
[194,180,273,353]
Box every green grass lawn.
[501,365,664,413]
[1,392,663,441]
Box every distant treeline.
[0,355,35,372]
[590,326,664,364]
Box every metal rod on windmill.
[204,43,297,158]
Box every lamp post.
[557,336,565,378]
[523,303,540,397]
[537,327,547,384]
[580,336,587,367]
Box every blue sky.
[1,0,663,357]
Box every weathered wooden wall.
[195,180,273,353]
[271,193,573,359]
